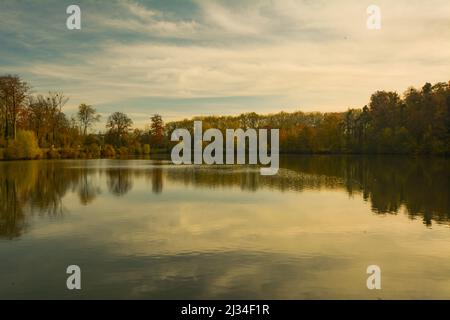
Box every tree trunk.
[12,90,16,140]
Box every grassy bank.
[0,146,170,161]
[0,130,170,161]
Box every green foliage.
[143,144,150,155]
[393,127,414,154]
[5,130,42,160]
[86,143,101,158]
[128,142,143,155]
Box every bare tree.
[24,92,68,146]
[77,103,101,136]
[0,75,30,140]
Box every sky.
[0,0,449,128]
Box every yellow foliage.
[5,131,42,160]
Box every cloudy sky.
[0,0,449,127]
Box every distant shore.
[1,76,449,160]
[1,147,447,162]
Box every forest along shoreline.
[0,75,449,161]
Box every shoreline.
[1,152,448,162]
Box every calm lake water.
[0,156,449,299]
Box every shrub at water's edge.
[5,131,41,160]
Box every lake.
[0,156,449,299]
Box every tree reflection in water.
[106,168,133,197]
[165,156,449,226]
[0,156,448,239]
[0,161,79,239]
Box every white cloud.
[87,0,200,38]
[2,0,450,122]
[122,1,158,20]
[197,1,268,35]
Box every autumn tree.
[22,92,69,147]
[106,112,133,147]
[150,114,164,147]
[369,91,402,130]
[0,75,30,141]
[77,103,101,136]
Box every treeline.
[0,74,166,159]
[166,81,450,155]
[1,74,449,159]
